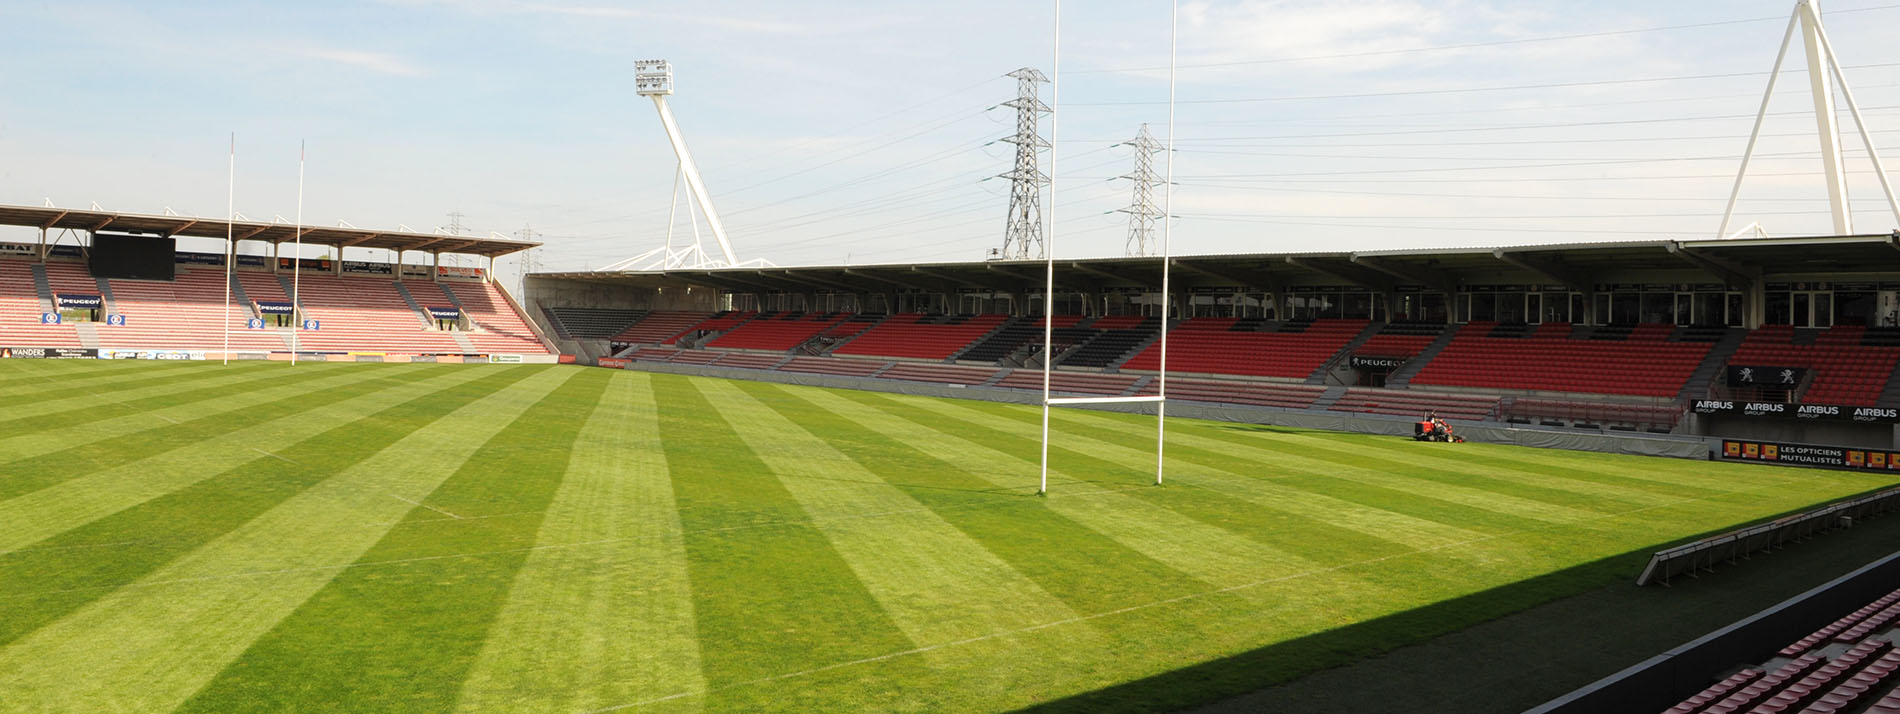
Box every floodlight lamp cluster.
[634,59,673,96]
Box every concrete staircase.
[392,282,435,327]
[1384,325,1462,388]
[92,276,119,316]
[1306,320,1386,384]
[1309,384,1349,411]
[1676,327,1747,403]
[28,263,54,313]
[73,322,100,350]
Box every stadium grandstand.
[0,203,556,362]
[528,231,1900,453]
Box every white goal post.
[1038,0,1178,494]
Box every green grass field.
[0,360,1895,713]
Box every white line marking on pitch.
[250,447,299,465]
[390,493,464,519]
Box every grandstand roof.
[0,203,538,258]
[535,232,1900,293]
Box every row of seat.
[1665,586,1900,714]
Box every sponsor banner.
[1719,438,1900,472]
[342,260,394,276]
[278,257,333,272]
[55,293,102,309]
[302,319,321,331]
[105,314,125,326]
[0,242,35,256]
[48,245,82,258]
[256,301,295,315]
[175,251,225,266]
[97,349,199,360]
[597,357,631,369]
[247,318,266,329]
[0,347,98,359]
[1692,399,1900,424]
[235,254,269,269]
[489,354,523,364]
[226,351,270,361]
[410,354,438,363]
[41,313,60,325]
[426,307,461,320]
[1726,365,1807,387]
[1349,354,1406,370]
[436,265,484,278]
[401,264,432,278]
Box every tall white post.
[222,134,235,365]
[1156,0,1178,487]
[1039,0,1060,496]
[291,141,305,366]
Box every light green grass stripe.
[696,379,1081,646]
[0,358,179,393]
[0,367,568,714]
[0,362,267,412]
[802,389,1313,589]
[1022,404,1602,525]
[454,371,707,714]
[0,362,357,466]
[0,363,278,423]
[875,392,1504,543]
[0,361,239,405]
[0,365,500,554]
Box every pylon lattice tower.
[999,68,1050,260]
[1118,124,1165,257]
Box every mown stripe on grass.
[0,362,325,441]
[652,375,924,707]
[170,368,600,714]
[1022,404,1599,528]
[0,365,528,646]
[454,371,708,714]
[837,390,1312,589]
[701,379,1080,647]
[0,362,276,419]
[757,383,1210,616]
[0,366,566,714]
[0,363,375,501]
[0,361,357,470]
[0,359,201,400]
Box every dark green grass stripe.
[0,360,211,400]
[1275,474,1551,534]
[1417,447,1721,499]
[0,362,293,437]
[654,375,923,693]
[0,366,539,648]
[847,392,1420,566]
[963,399,1643,515]
[0,363,369,500]
[169,368,596,714]
[738,380,1210,616]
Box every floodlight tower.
[635,59,738,265]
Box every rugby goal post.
[1037,0,1178,494]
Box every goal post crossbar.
[1047,395,1165,406]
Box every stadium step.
[1104,319,1174,371]
[1309,384,1349,411]
[92,275,119,316]
[392,282,436,327]
[1306,320,1386,384]
[227,273,258,318]
[1679,326,1748,403]
[28,262,54,313]
[1384,324,1460,388]
[449,330,478,353]
[72,321,100,350]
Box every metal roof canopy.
[534,232,1900,294]
[0,203,539,258]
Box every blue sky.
[4,1,1900,287]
